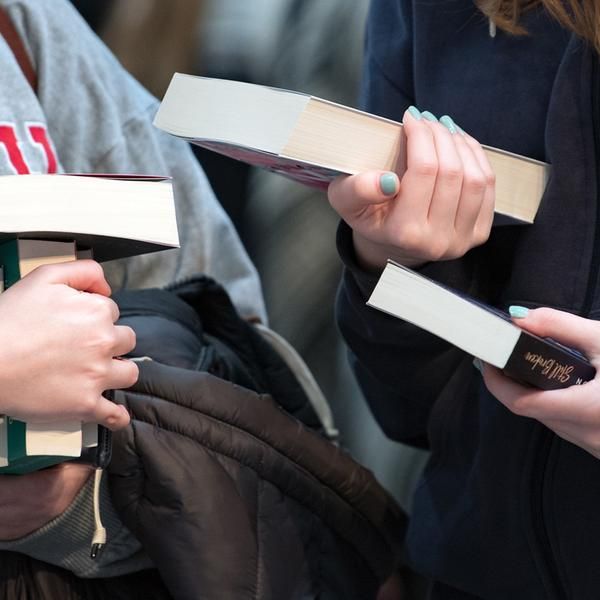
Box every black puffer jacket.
[107,277,405,600]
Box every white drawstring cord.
[489,17,497,38]
[90,468,106,559]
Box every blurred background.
[70,0,429,516]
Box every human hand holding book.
[328,107,495,271]
[483,307,600,460]
[0,260,135,428]
[154,74,548,227]
[368,261,595,391]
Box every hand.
[0,260,136,430]
[377,571,406,599]
[0,463,93,540]
[328,107,495,270]
[483,307,600,459]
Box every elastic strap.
[0,7,37,91]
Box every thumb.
[510,306,600,359]
[33,259,111,296]
[328,170,399,218]
[91,399,130,431]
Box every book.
[0,419,102,474]
[0,239,97,473]
[0,173,179,260]
[0,238,77,288]
[154,74,549,224]
[0,238,104,474]
[367,260,596,390]
[0,174,179,473]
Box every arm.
[331,0,496,443]
[0,261,141,574]
[0,0,264,574]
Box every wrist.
[352,231,425,272]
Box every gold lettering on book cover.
[523,352,577,385]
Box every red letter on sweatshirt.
[28,124,58,174]
[0,124,30,174]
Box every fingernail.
[421,111,438,122]
[473,358,483,373]
[380,172,399,196]
[407,105,422,120]
[509,305,529,318]
[439,115,457,134]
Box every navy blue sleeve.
[336,0,501,445]
[336,222,485,446]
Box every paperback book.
[0,173,179,474]
[367,261,596,390]
[154,74,549,224]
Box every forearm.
[336,221,479,444]
[0,474,152,578]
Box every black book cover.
[504,330,595,390]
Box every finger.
[33,260,111,296]
[112,325,136,356]
[91,396,131,431]
[422,120,462,229]
[461,132,496,241]
[102,296,120,324]
[397,108,440,221]
[447,131,488,239]
[107,357,139,390]
[510,307,600,359]
[328,170,399,217]
[483,363,600,423]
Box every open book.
[154,74,549,224]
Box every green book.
[0,417,83,474]
[0,237,78,288]
[0,173,179,474]
[0,238,87,475]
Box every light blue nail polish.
[509,305,529,318]
[407,105,422,120]
[440,115,458,134]
[380,172,398,196]
[421,111,438,122]
[473,358,484,373]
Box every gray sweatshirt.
[0,0,266,578]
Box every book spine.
[504,333,596,390]
[0,238,20,287]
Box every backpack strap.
[0,6,37,91]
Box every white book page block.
[26,421,82,457]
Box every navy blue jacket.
[336,1,600,598]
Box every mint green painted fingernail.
[440,115,457,134]
[472,358,483,373]
[380,172,399,196]
[407,105,422,120]
[421,111,438,122]
[509,305,529,318]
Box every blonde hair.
[476,0,600,52]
